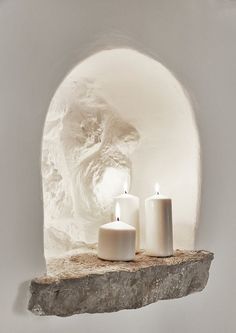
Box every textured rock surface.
[28,250,213,316]
[43,78,140,258]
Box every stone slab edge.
[28,250,214,316]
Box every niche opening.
[42,48,200,261]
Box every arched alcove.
[42,48,200,260]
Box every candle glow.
[115,203,121,221]
[124,182,129,194]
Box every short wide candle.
[98,205,136,261]
[145,184,173,257]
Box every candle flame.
[155,183,160,195]
[115,203,120,221]
[124,181,129,194]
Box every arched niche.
[42,48,200,260]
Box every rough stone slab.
[28,250,214,316]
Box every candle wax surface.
[100,221,136,230]
[98,220,136,261]
[145,192,173,257]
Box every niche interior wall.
[42,48,200,260]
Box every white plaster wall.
[0,1,235,332]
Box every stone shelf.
[28,250,214,317]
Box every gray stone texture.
[28,250,213,316]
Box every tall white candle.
[98,204,136,261]
[114,185,140,252]
[145,184,173,257]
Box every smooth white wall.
[0,1,235,332]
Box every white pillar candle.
[114,186,140,252]
[98,204,136,261]
[145,184,173,257]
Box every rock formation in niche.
[42,78,140,257]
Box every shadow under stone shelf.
[28,250,214,317]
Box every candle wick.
[117,217,120,221]
[156,192,160,195]
[124,190,127,194]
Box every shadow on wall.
[13,281,31,316]
[42,48,201,260]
